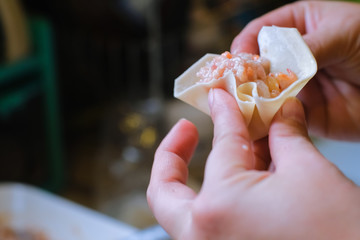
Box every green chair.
[0,17,64,192]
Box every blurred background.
[1,0,359,236]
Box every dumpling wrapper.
[174,26,317,140]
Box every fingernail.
[208,88,214,110]
[178,118,188,124]
[281,98,305,123]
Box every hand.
[231,1,360,141]
[147,88,360,240]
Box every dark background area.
[0,0,295,226]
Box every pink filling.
[196,51,297,98]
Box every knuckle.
[146,184,156,210]
[213,130,249,147]
[191,198,225,232]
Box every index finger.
[230,2,307,54]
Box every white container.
[0,183,138,240]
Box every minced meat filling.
[196,51,297,98]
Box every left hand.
[230,1,360,141]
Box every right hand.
[148,88,360,240]
[231,1,360,141]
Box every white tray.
[0,183,137,240]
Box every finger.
[297,72,336,139]
[301,22,338,70]
[301,1,360,69]
[230,2,307,54]
[147,119,198,236]
[205,88,254,181]
[231,1,354,70]
[302,24,351,70]
[268,98,326,174]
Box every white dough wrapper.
[174,26,317,140]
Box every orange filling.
[197,51,298,98]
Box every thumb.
[269,98,326,173]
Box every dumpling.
[174,26,317,140]
[196,51,298,98]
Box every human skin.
[147,1,360,239]
[147,88,360,239]
[231,1,360,141]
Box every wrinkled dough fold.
[174,26,317,140]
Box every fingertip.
[157,118,199,166]
[208,88,249,142]
[231,1,310,55]
[269,98,317,173]
[208,88,214,113]
[176,117,192,126]
[172,118,198,138]
[209,88,243,124]
[270,97,308,138]
[279,97,306,125]
[162,118,197,150]
[230,29,260,55]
